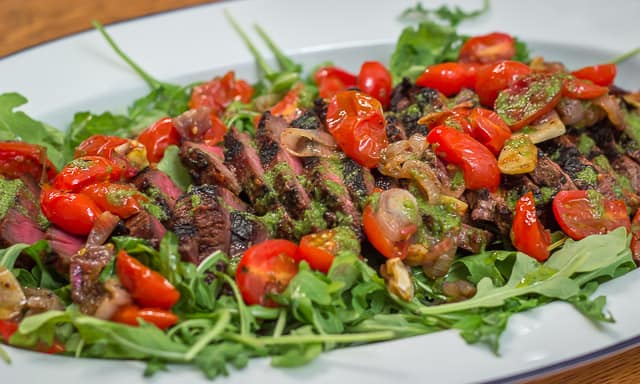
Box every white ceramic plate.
[2,0,640,382]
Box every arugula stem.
[610,47,640,64]
[272,310,287,338]
[92,21,162,89]
[104,329,189,362]
[254,24,299,73]
[235,330,395,346]
[184,310,231,361]
[0,345,11,364]
[223,10,275,77]
[74,339,85,358]
[217,273,251,336]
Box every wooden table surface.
[1,0,639,383]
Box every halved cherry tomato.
[426,126,500,191]
[81,182,146,219]
[270,83,303,122]
[53,156,123,192]
[297,228,351,273]
[416,62,470,97]
[202,113,228,147]
[315,66,357,87]
[494,73,563,130]
[357,61,393,108]
[116,250,180,309]
[552,190,631,241]
[562,77,609,99]
[475,60,531,107]
[75,135,147,179]
[75,135,129,159]
[467,107,512,154]
[326,90,388,168]
[363,202,414,260]
[189,71,254,114]
[630,210,640,262]
[40,186,103,235]
[235,239,299,307]
[459,32,516,64]
[137,117,181,163]
[511,192,551,261]
[0,319,65,353]
[571,63,616,87]
[0,141,57,181]
[111,304,178,330]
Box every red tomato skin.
[571,63,617,87]
[326,91,388,168]
[631,210,640,263]
[562,78,609,99]
[53,156,123,192]
[315,66,357,87]
[552,190,631,240]
[40,186,102,235]
[0,319,18,343]
[81,182,145,219]
[0,141,57,181]
[189,71,254,113]
[459,32,516,64]
[111,304,178,330]
[363,204,408,259]
[75,135,129,159]
[512,192,551,261]
[357,61,393,108]
[296,229,341,273]
[116,250,180,309]
[467,108,512,154]
[202,113,228,147]
[270,84,303,122]
[475,61,531,107]
[426,126,500,191]
[416,62,468,97]
[235,239,299,307]
[137,117,181,163]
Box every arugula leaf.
[65,111,132,158]
[0,243,32,269]
[0,93,65,169]
[513,38,532,63]
[127,86,190,133]
[157,145,192,190]
[0,345,10,364]
[568,281,613,323]
[389,21,463,84]
[399,0,490,27]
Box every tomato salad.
[0,10,639,380]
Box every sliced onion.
[422,238,457,279]
[593,94,625,128]
[523,110,566,144]
[375,188,420,243]
[380,258,414,302]
[442,280,477,302]
[498,135,538,175]
[0,266,26,320]
[94,279,132,320]
[280,128,338,158]
[623,92,640,109]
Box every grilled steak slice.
[125,209,167,248]
[465,189,513,237]
[291,111,323,131]
[180,141,241,194]
[70,244,115,315]
[131,167,183,220]
[229,212,269,262]
[457,224,494,254]
[172,185,232,264]
[224,127,280,214]
[528,150,577,192]
[341,157,375,210]
[46,226,84,273]
[385,114,407,143]
[0,177,46,247]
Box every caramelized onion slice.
[523,110,566,144]
[593,94,625,128]
[280,128,338,157]
[375,188,420,243]
[0,266,26,320]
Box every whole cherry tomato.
[315,66,358,98]
[416,62,470,97]
[571,63,617,87]
[475,60,531,107]
[326,90,388,168]
[426,126,500,191]
[511,192,551,261]
[467,107,512,155]
[235,239,299,307]
[357,61,393,108]
[81,182,147,219]
[189,71,254,114]
[40,186,102,235]
[0,141,57,181]
[116,250,180,309]
[111,304,178,330]
[53,156,123,192]
[459,32,516,64]
[137,117,181,163]
[552,190,631,240]
[562,77,609,99]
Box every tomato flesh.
[189,71,254,114]
[116,250,180,309]
[112,304,178,330]
[571,63,616,87]
[494,73,563,130]
[459,32,516,64]
[467,107,512,154]
[235,239,299,307]
[552,190,631,240]
[0,141,57,181]
[326,90,388,168]
[297,228,349,273]
[357,61,392,108]
[426,126,500,191]
[475,60,531,107]
[137,117,181,163]
[511,192,551,261]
